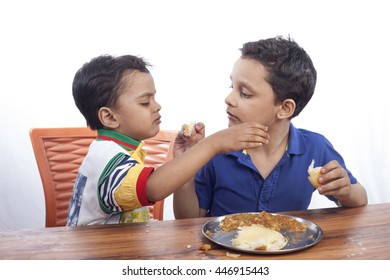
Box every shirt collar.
[286,123,306,155]
[96,129,141,151]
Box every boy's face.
[111,71,161,141]
[226,58,280,128]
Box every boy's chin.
[227,120,239,127]
[150,126,160,137]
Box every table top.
[1,203,389,260]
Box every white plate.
[202,212,323,255]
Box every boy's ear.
[98,107,119,129]
[277,99,296,119]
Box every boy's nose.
[154,101,162,112]
[225,91,235,106]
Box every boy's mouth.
[154,115,161,124]
[227,111,239,121]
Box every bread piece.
[182,121,195,136]
[231,224,287,251]
[308,159,322,188]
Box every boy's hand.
[316,160,353,200]
[173,122,205,157]
[209,122,269,154]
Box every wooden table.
[1,203,389,260]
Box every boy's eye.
[240,92,250,98]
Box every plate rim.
[202,212,323,255]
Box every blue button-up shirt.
[195,123,357,216]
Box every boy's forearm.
[146,137,217,202]
[337,182,368,207]
[173,179,201,219]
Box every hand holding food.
[173,121,204,158]
[309,160,363,207]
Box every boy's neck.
[250,121,291,156]
[246,121,291,179]
[96,129,141,151]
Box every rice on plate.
[232,224,287,250]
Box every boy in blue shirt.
[173,36,367,218]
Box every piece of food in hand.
[308,159,322,188]
[182,121,195,136]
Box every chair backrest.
[29,127,177,227]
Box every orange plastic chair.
[29,127,177,227]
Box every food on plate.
[232,224,288,250]
[307,159,322,188]
[182,121,195,136]
[220,211,306,232]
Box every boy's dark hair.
[72,54,151,130]
[240,36,317,118]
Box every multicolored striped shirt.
[67,129,154,226]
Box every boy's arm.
[145,122,269,202]
[317,160,368,207]
[335,182,368,207]
[173,178,206,219]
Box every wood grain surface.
[1,203,389,260]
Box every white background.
[0,0,389,230]
[1,260,388,279]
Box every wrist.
[335,185,353,207]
